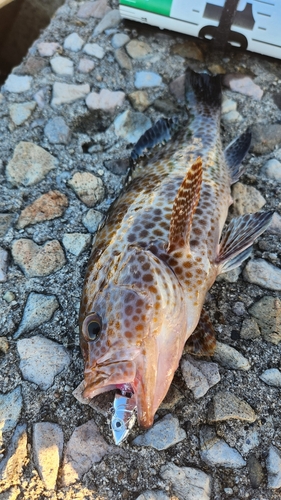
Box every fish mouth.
[83,360,137,399]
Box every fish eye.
[83,313,102,341]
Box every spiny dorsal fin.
[167,157,202,253]
[131,117,178,161]
[224,128,251,184]
[216,211,274,273]
[185,308,216,356]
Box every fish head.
[80,246,186,429]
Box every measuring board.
[119,1,281,59]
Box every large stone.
[93,9,121,36]
[61,419,110,486]
[0,387,22,443]
[9,102,36,126]
[132,414,186,450]
[223,74,263,100]
[0,424,27,485]
[244,260,281,292]
[51,82,90,106]
[126,40,152,59]
[231,182,266,216]
[207,391,256,423]
[12,239,66,278]
[86,89,125,114]
[114,109,152,143]
[267,445,281,489]
[181,355,220,399]
[77,0,110,19]
[251,123,281,154]
[249,296,281,344]
[160,463,211,500]
[44,117,71,144]
[14,292,59,339]
[17,336,71,390]
[64,32,85,52]
[6,142,56,187]
[17,190,68,228]
[33,422,63,490]
[213,341,250,370]
[68,172,104,207]
[50,56,74,76]
[4,75,32,93]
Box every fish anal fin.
[217,211,274,273]
[131,117,178,161]
[185,308,216,357]
[224,128,251,184]
[168,157,203,253]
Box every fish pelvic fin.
[216,211,274,274]
[185,68,221,113]
[185,308,216,357]
[224,128,252,184]
[167,157,203,253]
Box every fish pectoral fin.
[167,157,203,253]
[131,117,178,161]
[224,128,251,184]
[185,308,216,356]
[216,211,274,274]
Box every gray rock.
[223,74,263,100]
[78,58,95,73]
[240,317,261,340]
[14,292,59,339]
[221,97,237,114]
[126,40,152,59]
[0,249,8,282]
[77,0,110,19]
[267,445,281,489]
[93,9,121,36]
[0,486,21,499]
[0,387,22,443]
[249,296,281,344]
[132,414,186,450]
[247,454,264,489]
[231,182,266,216]
[111,33,130,49]
[33,422,63,490]
[0,424,27,483]
[64,32,85,52]
[50,56,74,76]
[9,102,36,126]
[0,214,13,237]
[6,142,56,187]
[82,209,104,233]
[208,391,256,423]
[68,172,104,207]
[160,462,211,500]
[44,116,71,144]
[114,48,133,70]
[17,335,71,390]
[86,89,125,113]
[200,426,246,468]
[135,71,162,89]
[267,212,281,235]
[213,341,250,370]
[114,109,152,143]
[222,110,242,122]
[181,355,220,399]
[4,75,32,93]
[216,267,241,283]
[61,419,110,486]
[83,43,105,59]
[136,491,169,500]
[51,82,90,106]
[260,368,281,387]
[251,123,281,154]
[262,158,281,182]
[62,233,91,256]
[240,429,259,454]
[37,42,61,57]
[244,260,281,292]
[12,239,66,278]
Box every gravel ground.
[0,1,281,499]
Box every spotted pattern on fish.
[79,69,273,430]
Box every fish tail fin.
[185,68,221,115]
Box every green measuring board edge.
[120,0,172,17]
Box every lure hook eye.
[83,312,102,341]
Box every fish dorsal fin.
[167,157,202,253]
[224,128,251,184]
[131,117,178,161]
[185,308,216,356]
[216,211,273,274]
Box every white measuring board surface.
[119,1,281,60]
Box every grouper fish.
[79,69,272,444]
